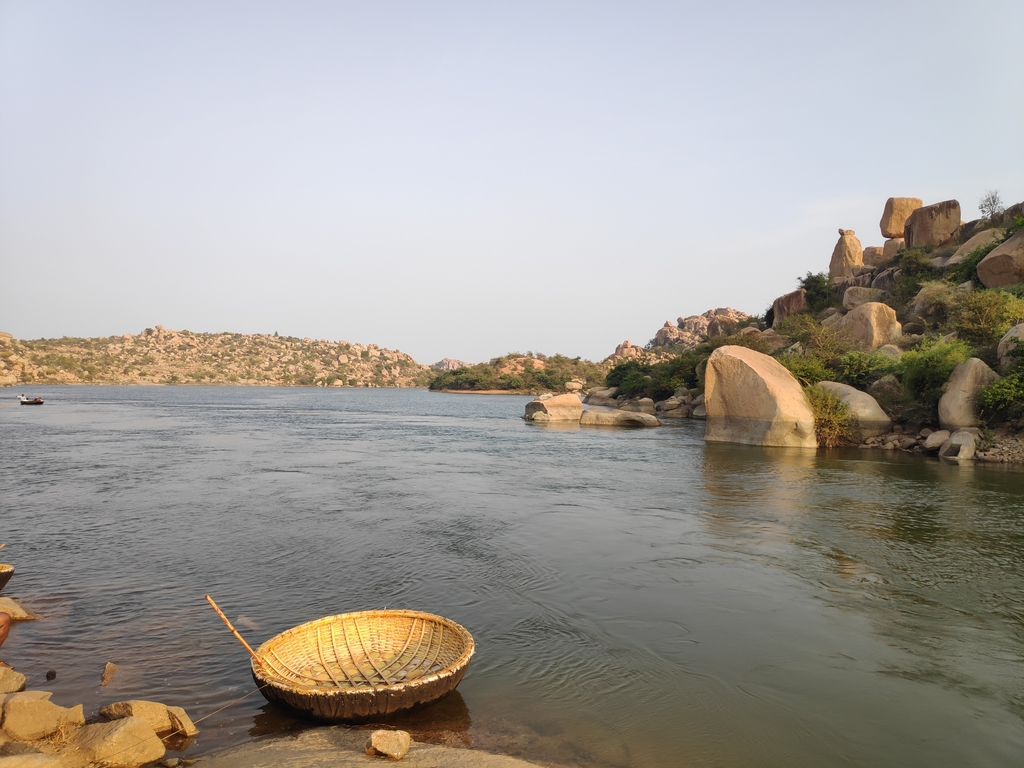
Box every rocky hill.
[428,352,608,393]
[592,193,1024,461]
[0,326,432,388]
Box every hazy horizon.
[2,1,1022,365]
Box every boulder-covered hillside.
[0,326,432,388]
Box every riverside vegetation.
[534,194,1024,461]
[427,352,607,394]
[0,326,432,388]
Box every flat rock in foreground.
[195,726,543,767]
[704,346,817,448]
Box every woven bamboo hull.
[252,663,468,721]
[0,565,13,594]
[250,609,474,723]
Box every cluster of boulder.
[0,599,196,768]
[605,308,753,363]
[523,392,661,428]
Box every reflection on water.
[2,388,1024,767]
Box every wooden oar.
[0,544,5,552]
[206,595,262,665]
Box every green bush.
[772,314,851,361]
[977,373,1024,426]
[884,248,942,314]
[951,290,1024,346]
[778,354,832,386]
[946,240,1001,286]
[808,386,857,447]
[837,351,898,389]
[799,272,834,314]
[896,338,971,410]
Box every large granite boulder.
[771,288,809,327]
[654,322,687,347]
[1,698,84,741]
[880,197,923,238]
[882,237,905,261]
[946,228,1003,269]
[704,346,817,448]
[829,229,864,279]
[997,323,1024,371]
[977,231,1024,288]
[842,286,883,310]
[583,387,619,406]
[904,200,961,248]
[834,302,902,351]
[63,717,165,768]
[862,246,886,266]
[523,393,583,423]
[937,358,999,431]
[816,382,892,439]
[580,409,661,428]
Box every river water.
[2,386,1024,767]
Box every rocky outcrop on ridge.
[0,326,431,388]
[432,358,472,371]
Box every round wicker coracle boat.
[251,609,475,722]
[0,564,13,594]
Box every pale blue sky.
[2,1,1022,364]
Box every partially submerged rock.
[365,729,411,759]
[99,700,197,738]
[938,358,999,431]
[704,346,816,448]
[523,393,583,423]
[1,698,84,741]
[100,662,119,687]
[0,669,27,695]
[0,599,35,621]
[580,409,660,428]
[939,430,979,460]
[63,716,165,768]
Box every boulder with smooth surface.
[880,197,922,238]
[580,409,661,428]
[620,398,656,415]
[997,323,1024,372]
[99,700,197,738]
[947,228,1003,269]
[923,430,950,451]
[938,358,999,431]
[842,286,883,310]
[63,717,165,768]
[834,302,902,351]
[1,699,84,742]
[704,346,816,447]
[0,671,26,696]
[939,430,978,460]
[904,200,961,248]
[816,382,892,439]
[523,393,583,423]
[862,246,886,266]
[882,238,905,261]
[583,387,619,407]
[829,229,864,279]
[977,231,1024,288]
[0,600,34,621]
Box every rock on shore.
[704,346,817,448]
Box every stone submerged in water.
[523,393,583,423]
[580,409,660,428]
[63,716,165,768]
[365,729,411,759]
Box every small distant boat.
[18,395,44,405]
